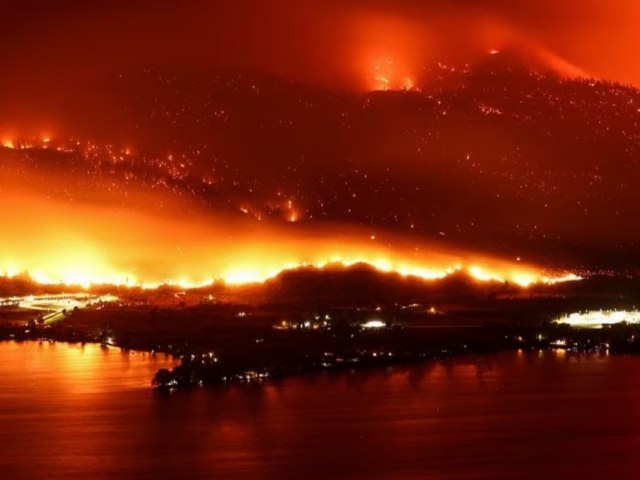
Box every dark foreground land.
[2,272,640,389]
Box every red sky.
[1,1,638,285]
[1,0,639,94]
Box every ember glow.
[2,0,639,292]
[3,3,640,479]
[369,59,417,92]
[1,129,585,290]
[0,183,570,289]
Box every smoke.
[0,149,548,286]
[0,0,637,99]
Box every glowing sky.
[2,0,640,95]
[0,144,566,288]
[1,1,638,287]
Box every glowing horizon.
[1,256,580,291]
[0,138,581,291]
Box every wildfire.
[0,165,579,291]
[1,252,578,290]
[0,132,580,292]
[369,59,418,92]
[1,135,55,151]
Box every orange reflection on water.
[0,341,177,395]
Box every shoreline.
[0,328,631,391]
[3,301,640,391]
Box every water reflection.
[0,341,176,394]
[1,343,639,479]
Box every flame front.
[0,134,581,290]
[0,187,575,289]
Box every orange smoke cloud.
[347,11,426,91]
[344,8,593,93]
[0,150,574,289]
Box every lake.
[1,342,639,479]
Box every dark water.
[1,342,640,479]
